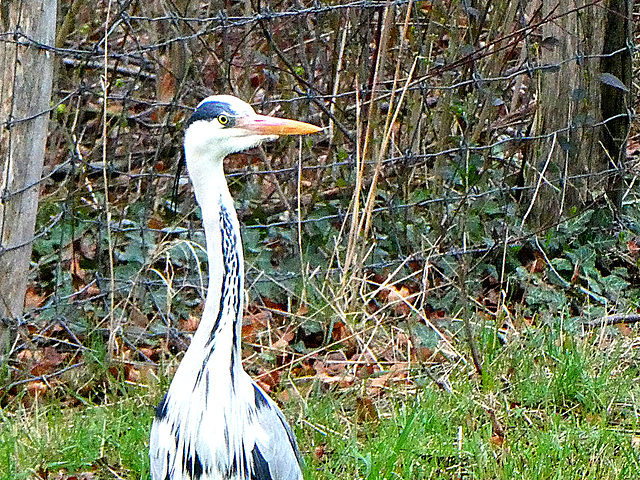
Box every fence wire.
[0,0,638,373]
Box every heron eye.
[218,114,229,126]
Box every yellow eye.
[218,114,229,125]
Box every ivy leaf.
[599,73,629,92]
[600,274,629,293]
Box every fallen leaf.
[356,395,379,423]
[126,366,141,383]
[314,444,327,461]
[385,285,412,316]
[17,349,35,364]
[129,307,148,328]
[367,362,408,395]
[617,323,634,337]
[31,347,65,376]
[182,315,200,332]
[331,321,348,342]
[138,347,154,359]
[24,287,46,309]
[27,381,48,397]
[148,217,164,230]
[527,253,546,274]
[272,329,295,349]
[243,310,271,341]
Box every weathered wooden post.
[0,0,57,363]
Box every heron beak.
[237,114,321,136]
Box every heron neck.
[183,156,245,380]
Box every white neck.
[173,144,245,390]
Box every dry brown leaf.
[139,347,154,359]
[412,346,446,363]
[314,444,327,461]
[385,285,412,316]
[356,363,375,378]
[148,217,164,230]
[31,347,65,376]
[272,329,295,349]
[17,349,35,364]
[617,323,634,337]
[256,367,282,394]
[243,311,271,341]
[182,315,200,332]
[71,255,87,281]
[126,366,141,383]
[322,351,349,376]
[86,283,101,297]
[367,362,408,395]
[129,307,148,328]
[331,321,347,342]
[356,395,379,423]
[276,388,291,404]
[313,359,355,388]
[527,254,546,274]
[248,310,271,328]
[157,57,176,104]
[27,380,48,397]
[256,378,273,394]
[241,323,257,340]
[331,321,357,356]
[24,287,46,309]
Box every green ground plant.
[2,324,639,479]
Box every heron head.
[184,95,320,162]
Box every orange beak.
[236,114,321,136]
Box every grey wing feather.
[251,383,303,480]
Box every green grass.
[2,328,640,479]
[0,395,152,480]
[300,330,640,479]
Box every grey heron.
[150,95,320,480]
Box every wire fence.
[1,0,639,387]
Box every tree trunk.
[600,0,633,210]
[0,0,56,360]
[525,1,610,228]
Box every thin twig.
[582,314,640,328]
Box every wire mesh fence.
[1,0,638,395]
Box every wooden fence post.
[0,0,56,362]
